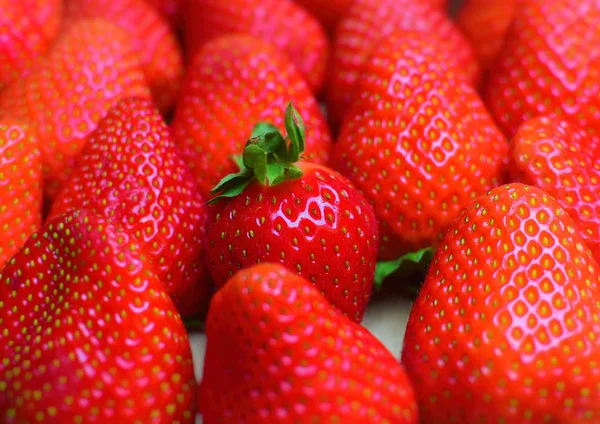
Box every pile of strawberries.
[2,0,600,422]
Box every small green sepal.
[374,247,434,290]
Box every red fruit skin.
[292,0,354,30]
[0,120,42,266]
[145,0,183,26]
[64,0,184,112]
[483,0,600,138]
[48,98,208,317]
[201,263,418,423]
[205,162,378,322]
[0,209,196,423]
[171,35,332,199]
[327,0,480,130]
[184,0,330,93]
[0,19,151,202]
[509,116,600,265]
[334,31,508,260]
[402,184,600,423]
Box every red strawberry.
[483,0,600,138]
[0,209,196,423]
[0,120,42,266]
[509,116,600,265]
[292,0,354,30]
[0,19,151,201]
[0,0,63,90]
[64,0,184,112]
[457,0,520,70]
[327,0,480,130]
[145,0,183,26]
[201,263,418,423]
[333,30,508,261]
[171,34,332,198]
[184,0,330,93]
[48,98,208,317]
[403,183,600,423]
[205,104,378,322]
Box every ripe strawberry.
[509,116,600,265]
[48,98,208,317]
[0,209,196,423]
[0,19,151,201]
[0,120,42,266]
[184,0,330,93]
[205,104,378,322]
[457,0,520,70]
[0,0,63,90]
[171,35,332,198]
[333,31,508,261]
[327,0,480,130]
[146,0,183,26]
[64,0,184,112]
[201,263,418,423]
[483,0,600,138]
[292,0,354,29]
[402,183,600,423]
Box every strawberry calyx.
[374,247,434,290]
[208,103,306,204]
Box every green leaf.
[231,154,244,171]
[209,168,252,196]
[183,318,205,332]
[208,179,252,204]
[374,247,434,290]
[251,122,279,138]
[263,131,287,158]
[284,103,306,162]
[271,165,303,186]
[243,144,268,184]
[265,162,288,185]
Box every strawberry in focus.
[184,0,330,93]
[403,184,600,423]
[205,104,378,322]
[0,120,42,266]
[48,98,208,317]
[171,35,332,198]
[334,31,508,261]
[201,263,418,423]
[0,209,196,423]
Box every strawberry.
[48,98,208,317]
[0,0,63,90]
[456,0,520,71]
[326,0,480,130]
[145,0,183,27]
[483,0,600,138]
[0,209,196,423]
[402,183,600,423]
[171,34,332,199]
[64,0,184,112]
[184,0,330,93]
[333,30,508,261]
[292,0,354,30]
[205,104,378,322]
[0,19,151,201]
[0,120,42,266]
[201,263,418,423]
[509,116,600,265]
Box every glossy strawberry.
[484,0,600,138]
[64,0,184,112]
[0,120,42,266]
[509,116,600,265]
[206,105,378,322]
[327,0,480,130]
[184,0,330,93]
[0,0,63,90]
[48,98,207,317]
[171,35,332,198]
[201,263,418,423]
[0,19,151,201]
[334,31,508,261]
[403,183,600,423]
[0,209,196,423]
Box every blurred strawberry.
[146,0,184,26]
[171,34,332,198]
[0,209,196,423]
[65,0,183,112]
[0,120,42,266]
[484,0,600,138]
[48,98,208,317]
[292,0,354,30]
[334,30,507,261]
[184,0,330,93]
[0,19,151,201]
[327,0,480,130]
